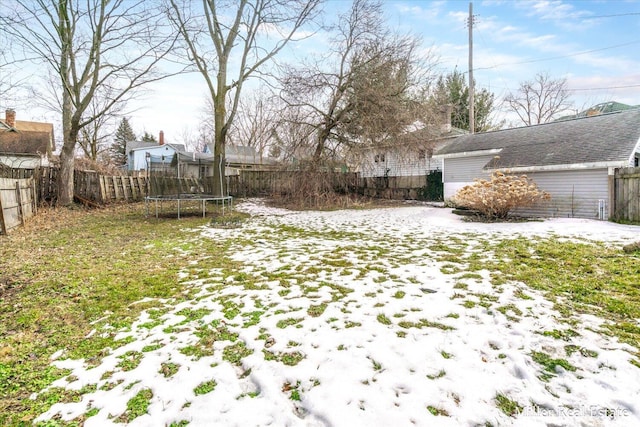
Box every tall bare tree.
[166,0,322,197]
[230,90,282,157]
[1,0,180,205]
[504,71,573,126]
[279,0,434,164]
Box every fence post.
[32,178,37,215]
[15,181,24,226]
[129,176,137,200]
[0,187,5,234]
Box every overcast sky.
[6,0,640,147]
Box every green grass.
[0,204,230,425]
[159,362,180,378]
[426,369,446,380]
[194,379,217,395]
[492,238,640,354]
[531,351,577,381]
[307,303,328,317]
[427,405,449,416]
[3,202,640,425]
[117,388,153,422]
[222,342,253,365]
[376,313,392,325]
[495,393,522,417]
[276,317,304,329]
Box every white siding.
[515,169,609,219]
[360,149,441,178]
[131,145,176,171]
[443,155,494,182]
[442,155,494,199]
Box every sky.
[32,200,640,426]
[138,0,640,145]
[5,0,640,148]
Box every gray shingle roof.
[435,109,640,168]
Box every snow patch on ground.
[34,200,640,426]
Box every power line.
[585,12,640,19]
[571,84,640,91]
[473,40,640,72]
[470,81,640,94]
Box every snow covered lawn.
[34,200,640,426]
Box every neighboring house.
[358,129,466,179]
[355,106,466,200]
[127,133,275,178]
[358,106,466,180]
[556,101,639,121]
[434,108,640,219]
[0,109,56,169]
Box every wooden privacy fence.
[0,177,37,234]
[74,170,147,205]
[613,167,640,222]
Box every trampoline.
[145,194,233,219]
[143,149,232,219]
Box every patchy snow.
[34,200,640,426]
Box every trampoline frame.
[145,194,233,219]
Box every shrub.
[452,171,550,220]
[623,241,640,254]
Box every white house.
[434,108,640,219]
[127,137,275,178]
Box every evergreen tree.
[429,68,501,133]
[110,117,136,166]
[141,131,157,143]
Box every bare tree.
[0,39,14,101]
[504,71,573,126]
[0,34,31,106]
[279,0,434,165]
[78,107,114,162]
[1,0,181,205]
[270,104,317,162]
[166,0,322,197]
[230,90,281,157]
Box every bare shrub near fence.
[271,167,360,210]
[453,171,550,220]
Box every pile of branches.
[270,165,364,210]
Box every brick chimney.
[159,130,164,145]
[5,109,16,128]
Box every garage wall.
[442,155,494,199]
[514,168,609,219]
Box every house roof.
[0,131,53,156]
[0,118,56,155]
[435,108,640,169]
[126,140,159,153]
[131,141,276,166]
[555,101,639,121]
[14,119,55,134]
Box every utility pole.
[467,2,475,134]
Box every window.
[635,155,639,167]
[418,149,426,160]
[374,153,385,163]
